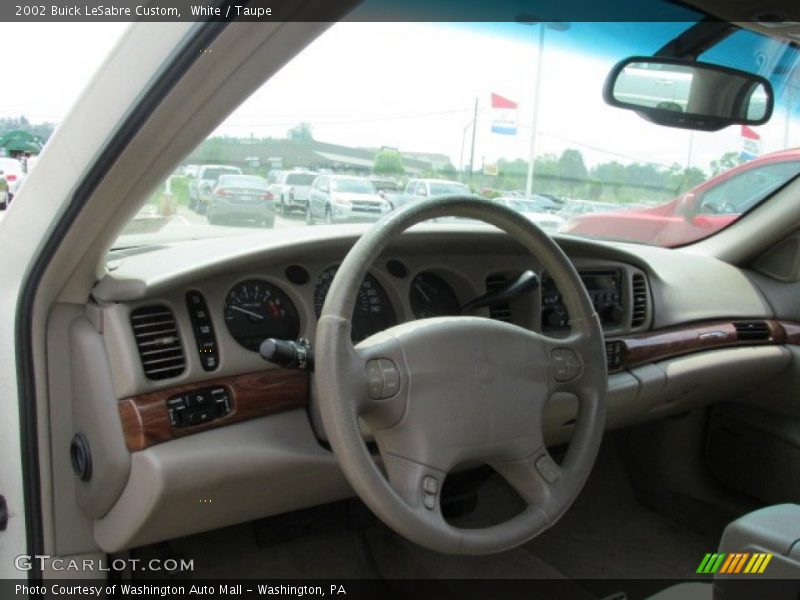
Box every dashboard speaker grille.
[485,273,513,322]
[130,305,186,380]
[631,273,648,328]
[734,321,770,341]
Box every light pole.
[459,97,479,182]
[518,17,570,198]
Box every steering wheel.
[316,196,606,555]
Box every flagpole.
[468,96,478,182]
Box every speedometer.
[314,266,396,342]
[224,279,300,351]
[409,272,460,319]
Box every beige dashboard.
[52,226,793,555]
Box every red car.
[562,148,800,247]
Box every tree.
[670,166,707,194]
[373,148,405,176]
[437,163,457,178]
[710,151,743,177]
[557,149,588,196]
[287,122,313,142]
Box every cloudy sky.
[0,21,798,175]
[0,23,127,122]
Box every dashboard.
[193,263,636,353]
[109,250,652,401]
[75,227,794,552]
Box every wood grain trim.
[781,321,800,345]
[610,320,787,371]
[119,369,309,452]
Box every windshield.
[113,22,800,250]
[331,178,376,194]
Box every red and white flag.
[491,93,518,136]
[741,125,761,161]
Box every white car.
[393,178,472,209]
[494,196,565,231]
[0,157,25,199]
[187,164,242,213]
[305,174,391,223]
[270,170,317,215]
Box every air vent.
[734,321,770,341]
[631,274,648,328]
[130,305,186,380]
[485,273,513,322]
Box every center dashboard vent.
[734,321,771,341]
[631,273,648,328]
[485,273,514,322]
[130,304,186,380]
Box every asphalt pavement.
[175,203,303,230]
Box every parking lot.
[175,203,304,231]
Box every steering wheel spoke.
[380,450,449,516]
[491,448,562,510]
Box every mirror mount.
[603,56,774,132]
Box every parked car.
[369,177,401,196]
[558,199,623,220]
[306,174,392,224]
[0,157,26,202]
[562,149,800,246]
[207,174,275,227]
[270,170,318,215]
[525,194,563,214]
[494,196,565,231]
[0,173,9,210]
[188,164,243,212]
[182,163,201,178]
[537,192,566,206]
[391,178,472,209]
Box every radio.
[542,270,624,331]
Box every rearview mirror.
[604,56,773,131]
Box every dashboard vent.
[485,273,513,322]
[130,305,186,380]
[631,274,648,328]
[734,321,770,341]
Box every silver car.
[207,174,275,228]
[305,175,391,224]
